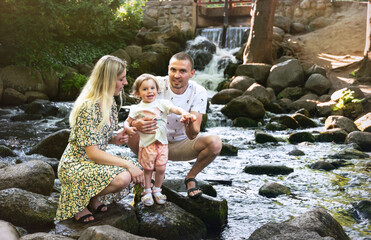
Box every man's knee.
[207,135,222,156]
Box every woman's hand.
[127,162,144,185]
[111,129,129,145]
[132,117,157,134]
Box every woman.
[56,55,144,223]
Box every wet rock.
[0,160,55,195]
[136,201,207,239]
[235,63,272,86]
[162,179,217,198]
[310,161,336,171]
[288,147,305,156]
[264,102,285,114]
[55,203,139,239]
[0,188,57,230]
[254,130,277,143]
[221,95,265,120]
[316,128,348,143]
[266,121,288,131]
[292,113,317,128]
[327,149,370,160]
[23,99,59,117]
[24,91,49,103]
[290,99,317,115]
[244,165,294,175]
[27,129,70,159]
[316,101,338,117]
[20,232,74,240]
[289,132,315,144]
[259,182,291,198]
[0,145,16,157]
[270,115,299,129]
[276,98,293,112]
[243,83,271,106]
[233,117,258,128]
[354,112,371,132]
[0,220,20,240]
[325,115,358,133]
[79,225,155,240]
[295,107,310,117]
[345,131,371,152]
[277,86,306,101]
[211,88,243,105]
[220,143,238,156]
[351,200,371,220]
[229,75,255,92]
[305,73,332,95]
[2,88,27,106]
[10,113,43,121]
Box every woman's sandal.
[141,188,154,206]
[75,213,94,223]
[184,178,202,199]
[152,187,167,205]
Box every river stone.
[27,129,70,159]
[211,88,243,104]
[0,160,54,195]
[286,207,351,240]
[266,59,305,94]
[259,182,291,198]
[290,99,317,115]
[305,73,332,95]
[292,113,317,128]
[2,88,27,106]
[221,95,265,120]
[288,147,305,156]
[161,179,217,198]
[244,165,294,175]
[23,99,59,117]
[243,83,271,106]
[79,225,155,240]
[24,91,49,103]
[345,131,371,152]
[254,130,277,143]
[220,143,238,156]
[351,200,371,220]
[136,201,207,239]
[229,75,255,92]
[299,93,319,101]
[235,63,272,85]
[0,145,16,157]
[277,86,306,101]
[354,112,371,132]
[110,49,131,67]
[269,115,299,129]
[124,45,143,62]
[0,188,57,229]
[325,115,358,133]
[289,132,315,144]
[276,98,293,112]
[0,220,20,240]
[316,128,348,143]
[316,101,339,117]
[264,102,285,114]
[55,203,139,239]
[20,232,74,240]
[327,149,370,160]
[233,117,258,127]
[310,161,336,171]
[10,113,43,121]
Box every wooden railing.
[196,0,252,7]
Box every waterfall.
[196,26,250,49]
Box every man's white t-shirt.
[157,76,208,142]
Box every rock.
[24,91,49,103]
[221,95,265,120]
[211,89,243,105]
[266,121,288,131]
[316,128,348,143]
[20,232,74,240]
[327,149,369,159]
[277,86,306,101]
[288,147,305,156]
[309,16,333,30]
[10,113,42,121]
[269,115,299,129]
[0,220,20,240]
[55,203,139,239]
[299,93,319,101]
[351,200,371,220]
[259,182,291,198]
[305,73,332,95]
[274,15,292,32]
[79,225,155,240]
[264,102,285,114]
[23,99,59,117]
[0,160,55,196]
[276,98,293,112]
[0,188,57,229]
[290,22,306,34]
[161,179,217,198]
[0,145,16,157]
[233,117,258,128]
[325,115,358,133]
[290,99,317,115]
[310,161,336,171]
[289,132,315,144]
[266,59,305,94]
[254,130,278,143]
[136,201,207,239]
[345,131,371,152]
[111,49,132,67]
[354,113,371,132]
[331,87,365,102]
[220,143,238,156]
[292,113,317,128]
[235,63,272,86]
[229,75,255,92]
[27,129,70,159]
[124,45,143,62]
[75,63,93,77]
[316,101,338,117]
[304,64,327,78]
[243,83,271,106]
[244,165,294,175]
[2,88,27,106]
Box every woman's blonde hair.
[131,73,160,98]
[69,55,127,129]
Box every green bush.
[61,72,89,95]
[333,89,365,111]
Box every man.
[128,52,222,198]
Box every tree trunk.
[243,0,277,64]
[356,0,371,79]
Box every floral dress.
[56,101,137,221]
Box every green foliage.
[116,0,147,29]
[333,89,365,111]
[349,71,356,78]
[61,72,89,94]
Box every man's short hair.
[170,52,194,70]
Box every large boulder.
[277,86,307,101]
[23,99,59,117]
[243,83,271,106]
[354,113,371,132]
[0,188,58,229]
[259,182,291,198]
[266,59,305,94]
[124,45,143,62]
[20,233,74,240]
[235,63,272,85]
[79,225,155,240]
[211,88,243,104]
[305,73,332,95]
[27,129,70,159]
[229,75,255,92]
[0,160,55,196]
[111,49,131,67]
[345,131,371,152]
[1,88,27,106]
[325,116,358,133]
[221,95,265,120]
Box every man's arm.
[184,111,202,140]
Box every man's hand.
[132,116,157,134]
[111,128,129,145]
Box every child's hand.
[180,113,197,124]
[125,126,137,137]
[114,128,128,145]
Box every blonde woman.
[56,55,144,223]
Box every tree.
[355,0,371,79]
[243,0,278,64]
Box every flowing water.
[0,31,370,239]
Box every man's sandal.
[141,188,154,206]
[184,178,202,199]
[152,187,167,205]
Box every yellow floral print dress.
[56,101,137,221]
